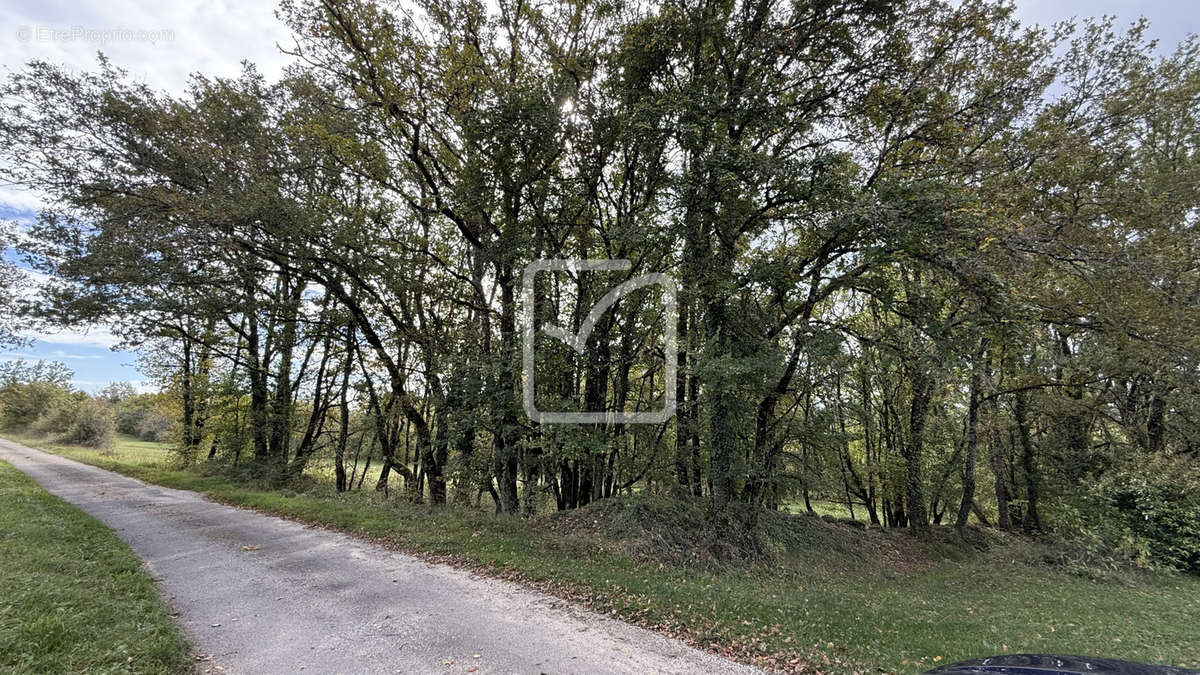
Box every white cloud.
[23,326,122,349]
[71,378,158,394]
[7,264,56,304]
[0,351,100,362]
[1,0,294,95]
[1012,0,1197,56]
[0,184,45,216]
[51,349,103,359]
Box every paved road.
[0,438,759,675]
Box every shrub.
[0,382,73,431]
[58,398,116,448]
[133,410,175,442]
[23,394,118,449]
[30,393,87,437]
[1081,457,1200,572]
[115,394,178,443]
[0,361,117,448]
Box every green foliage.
[28,391,86,436]
[59,398,117,449]
[0,361,75,431]
[0,381,71,431]
[0,224,26,349]
[1081,459,1200,572]
[0,460,190,673]
[0,360,73,388]
[96,381,136,404]
[114,393,178,443]
[0,363,118,448]
[27,394,117,449]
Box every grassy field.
[7,432,1200,674]
[0,457,191,674]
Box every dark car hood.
[926,654,1199,675]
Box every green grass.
[0,458,191,674]
[8,432,1200,673]
[98,435,180,467]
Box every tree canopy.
[1,0,1197,569]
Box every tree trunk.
[1014,390,1041,532]
[673,307,690,492]
[180,335,196,461]
[334,326,354,492]
[904,369,933,530]
[956,342,987,530]
[246,306,269,462]
[267,277,304,469]
[492,266,520,514]
[1147,390,1166,454]
[991,443,1011,530]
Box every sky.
[0,0,293,391]
[0,0,1196,392]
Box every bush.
[14,390,118,450]
[0,361,76,431]
[115,394,177,443]
[58,398,116,448]
[30,393,87,437]
[0,382,73,431]
[1081,457,1200,572]
[133,410,175,443]
[0,362,117,448]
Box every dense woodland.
[1,0,1197,569]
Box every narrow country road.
[0,438,760,675]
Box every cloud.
[22,326,122,349]
[1,0,294,95]
[51,349,103,359]
[0,185,45,217]
[70,377,157,394]
[0,351,102,365]
[1011,0,1197,56]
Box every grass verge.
[7,433,1200,674]
[0,458,191,674]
